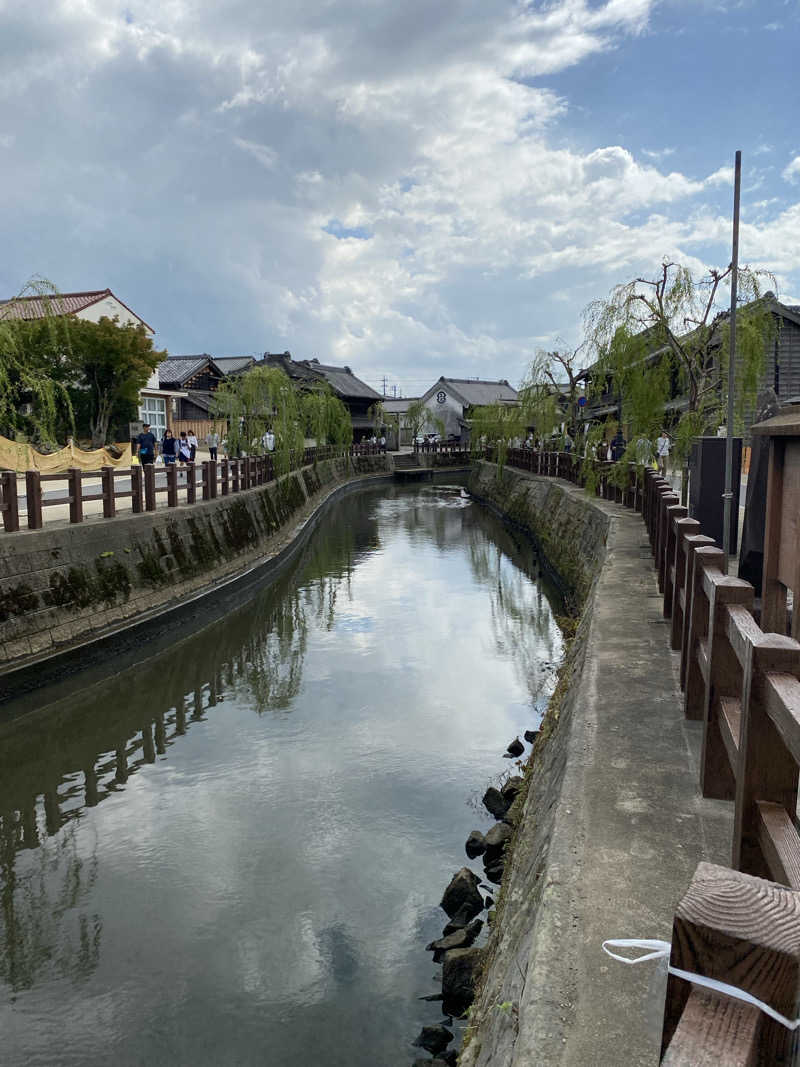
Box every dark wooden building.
[256,352,382,440]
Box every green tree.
[585,259,775,499]
[211,366,304,475]
[404,398,430,443]
[521,347,586,441]
[0,280,74,444]
[66,316,165,446]
[469,401,525,473]
[303,384,353,448]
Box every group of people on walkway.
[134,426,222,465]
[520,427,673,476]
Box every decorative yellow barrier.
[0,436,132,473]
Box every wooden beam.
[756,800,800,890]
[661,862,800,1064]
[661,987,759,1066]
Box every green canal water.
[0,484,563,1066]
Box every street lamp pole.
[722,150,741,571]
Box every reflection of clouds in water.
[237,912,327,1006]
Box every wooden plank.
[661,987,759,1067]
[756,800,800,890]
[661,862,800,1064]
[763,670,800,765]
[725,604,763,670]
[697,638,710,683]
[718,695,742,769]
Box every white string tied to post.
[602,938,800,1032]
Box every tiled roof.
[436,378,518,406]
[0,288,153,332]
[299,360,382,400]
[158,356,222,387]
[382,397,420,413]
[214,356,256,374]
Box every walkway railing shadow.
[501,447,800,1065]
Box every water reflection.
[0,484,563,1067]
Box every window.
[139,395,167,434]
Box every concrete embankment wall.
[463,462,610,1065]
[0,455,390,692]
[463,461,731,1066]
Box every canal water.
[0,484,564,1066]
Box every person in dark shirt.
[161,429,179,464]
[610,428,627,462]
[136,424,158,465]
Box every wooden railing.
[501,449,800,1062]
[1,443,385,533]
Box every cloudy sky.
[2,0,799,394]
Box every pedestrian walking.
[161,429,179,465]
[206,429,219,460]
[610,428,626,461]
[178,432,192,464]
[187,429,198,460]
[135,423,158,465]
[656,430,671,478]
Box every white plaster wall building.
[0,287,168,435]
[419,377,518,441]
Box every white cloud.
[0,0,797,388]
[782,156,800,183]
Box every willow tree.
[518,352,568,446]
[211,366,303,475]
[585,260,776,499]
[0,279,74,444]
[303,384,353,449]
[469,401,526,474]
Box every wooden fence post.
[67,468,83,524]
[1,470,20,532]
[661,862,800,1065]
[655,490,679,590]
[699,571,754,800]
[670,519,701,651]
[733,634,800,883]
[220,459,229,496]
[143,464,156,511]
[101,466,116,518]
[26,470,43,529]
[131,465,143,514]
[186,462,196,504]
[679,536,717,690]
[661,504,687,614]
[166,463,178,507]
[684,547,725,720]
[232,460,240,493]
[202,461,211,501]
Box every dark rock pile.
[408,726,540,1063]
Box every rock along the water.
[442,946,485,1017]
[482,786,509,819]
[465,830,486,858]
[505,737,524,757]
[412,1024,453,1055]
[440,868,483,921]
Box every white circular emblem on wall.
[436,390,447,404]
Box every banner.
[0,436,132,473]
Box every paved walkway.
[470,487,735,1066]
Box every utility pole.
[382,375,388,396]
[722,150,741,571]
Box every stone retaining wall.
[461,462,611,1065]
[0,454,390,677]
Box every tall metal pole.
[722,150,741,570]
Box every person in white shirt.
[655,431,671,477]
[187,430,199,460]
[262,429,275,452]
